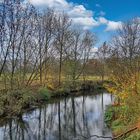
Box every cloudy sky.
[28,0,140,46]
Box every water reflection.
[0,93,113,140]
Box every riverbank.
[105,96,140,140]
[0,80,106,119]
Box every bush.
[104,106,114,127]
[38,87,51,100]
[0,89,37,116]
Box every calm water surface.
[0,93,113,140]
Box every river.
[0,92,113,140]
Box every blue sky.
[28,0,140,47]
[69,0,140,21]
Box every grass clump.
[111,119,127,135]
[124,132,140,140]
[38,87,51,100]
[105,93,140,138]
[104,106,114,127]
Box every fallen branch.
[113,127,138,140]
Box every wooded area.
[0,0,96,90]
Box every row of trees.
[1,0,139,97]
[96,18,140,102]
[0,0,96,90]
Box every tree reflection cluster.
[0,93,113,140]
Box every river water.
[0,93,113,140]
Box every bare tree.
[64,30,96,87]
[0,0,97,90]
[96,42,110,81]
[109,18,140,94]
[53,13,72,86]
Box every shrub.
[38,87,51,100]
[104,106,114,127]
[0,89,37,116]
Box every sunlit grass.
[0,73,106,90]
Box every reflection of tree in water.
[2,116,37,140]
[0,94,112,140]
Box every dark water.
[0,93,113,140]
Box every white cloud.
[91,47,98,53]
[98,17,122,31]
[106,21,122,31]
[28,0,98,29]
[28,0,122,31]
[29,0,69,8]
[72,17,99,29]
[98,17,108,24]
[68,5,92,18]
[69,5,99,29]
[89,47,98,58]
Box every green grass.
[124,132,140,140]
[105,96,140,137]
[38,87,51,100]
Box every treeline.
[0,0,96,90]
[103,18,140,138]
[101,18,140,102]
[1,0,140,97]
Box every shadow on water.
[0,92,113,140]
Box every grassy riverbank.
[105,94,140,140]
[0,80,105,118]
